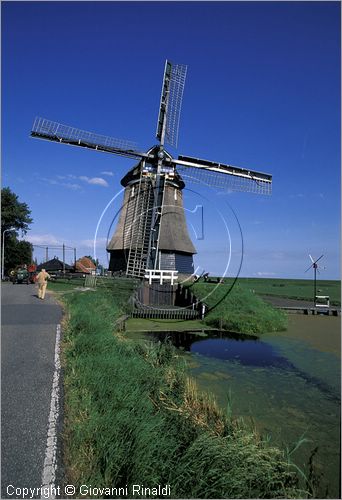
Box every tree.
[1,187,33,235]
[1,187,33,274]
[5,239,33,271]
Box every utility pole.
[63,244,65,275]
[313,262,317,306]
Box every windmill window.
[174,188,178,201]
[131,186,135,197]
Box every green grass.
[125,318,211,332]
[48,276,135,293]
[187,282,288,334]
[48,278,85,292]
[60,285,307,498]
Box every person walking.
[36,268,51,300]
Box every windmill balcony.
[145,269,178,286]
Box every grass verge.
[189,282,288,334]
[61,283,306,498]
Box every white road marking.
[41,324,61,499]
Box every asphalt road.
[1,282,63,499]
[260,295,315,308]
[261,294,341,311]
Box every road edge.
[41,324,61,499]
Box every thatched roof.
[158,186,196,253]
[107,182,196,255]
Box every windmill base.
[132,281,206,320]
[135,281,198,308]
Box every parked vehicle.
[10,266,30,284]
[27,264,37,283]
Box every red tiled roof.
[75,257,96,273]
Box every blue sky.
[2,1,340,279]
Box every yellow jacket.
[37,270,51,284]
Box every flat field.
[210,277,341,306]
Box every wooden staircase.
[126,176,154,278]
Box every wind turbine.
[305,254,324,305]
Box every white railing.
[145,269,178,285]
[315,295,330,308]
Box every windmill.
[30,60,272,283]
[305,254,325,304]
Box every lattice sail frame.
[177,166,272,195]
[32,117,139,154]
[165,63,187,149]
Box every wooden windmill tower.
[31,60,272,283]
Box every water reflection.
[149,330,340,403]
[149,329,256,348]
[191,337,291,367]
[151,329,294,367]
[127,320,341,498]
[189,351,340,498]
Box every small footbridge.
[280,306,340,316]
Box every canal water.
[126,315,340,498]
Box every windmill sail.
[173,155,272,195]
[31,117,146,160]
[156,61,187,148]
